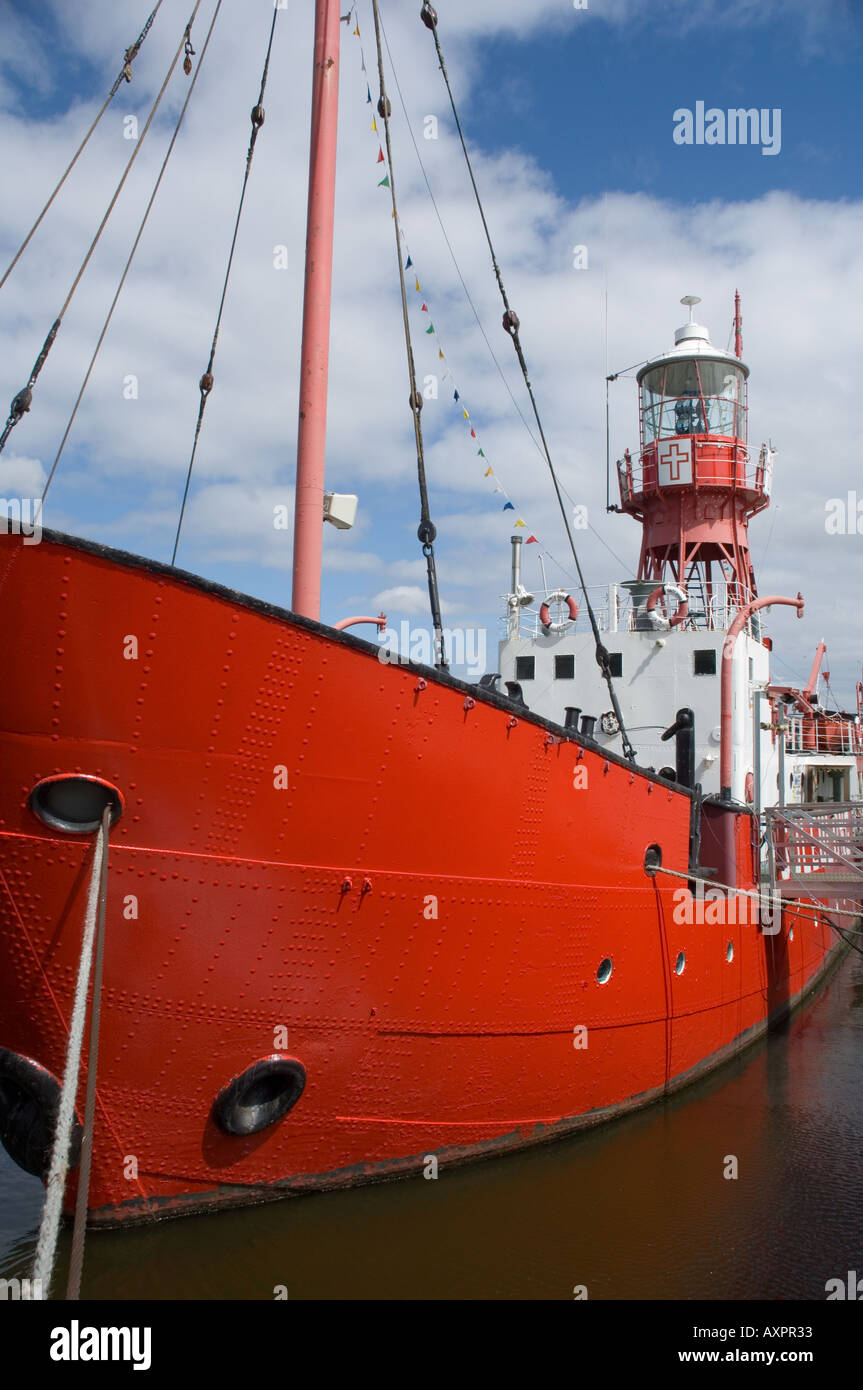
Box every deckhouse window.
[694,649,717,675]
[554,654,575,679]
[515,656,535,681]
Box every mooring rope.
[65,805,112,1301]
[653,861,863,951]
[32,809,110,1299]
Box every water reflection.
[2,948,862,1300]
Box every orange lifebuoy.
[539,591,579,632]
[645,584,689,629]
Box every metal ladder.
[764,802,863,900]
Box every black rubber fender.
[0,1048,82,1179]
[212,1056,306,1137]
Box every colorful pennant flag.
[351,32,555,569]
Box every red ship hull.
[0,530,842,1224]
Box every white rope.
[654,863,863,927]
[32,818,107,1297]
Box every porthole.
[726,942,734,963]
[644,843,662,876]
[674,951,686,975]
[29,775,123,834]
[597,958,613,984]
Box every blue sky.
[1,0,862,700]
[471,6,861,206]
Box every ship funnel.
[510,534,522,594]
[674,294,710,346]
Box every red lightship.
[0,1,861,1241]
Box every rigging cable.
[38,0,225,523]
[171,4,279,566]
[0,1,204,459]
[419,1,635,757]
[370,0,447,667]
[0,0,166,293]
[378,9,629,590]
[378,9,541,462]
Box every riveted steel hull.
[0,530,842,1224]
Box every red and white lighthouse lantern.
[618,294,770,622]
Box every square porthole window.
[608,652,623,678]
[694,649,717,675]
[515,655,535,681]
[554,654,575,680]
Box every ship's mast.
[292,0,342,621]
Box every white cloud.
[0,453,46,496]
[0,2,861,702]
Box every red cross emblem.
[659,440,690,483]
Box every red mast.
[734,288,743,360]
[292,0,342,621]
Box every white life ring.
[540,590,579,633]
[644,584,688,630]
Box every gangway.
[764,803,863,901]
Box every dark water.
[3,947,863,1301]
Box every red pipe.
[334,613,387,632]
[292,0,342,621]
[721,593,804,799]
